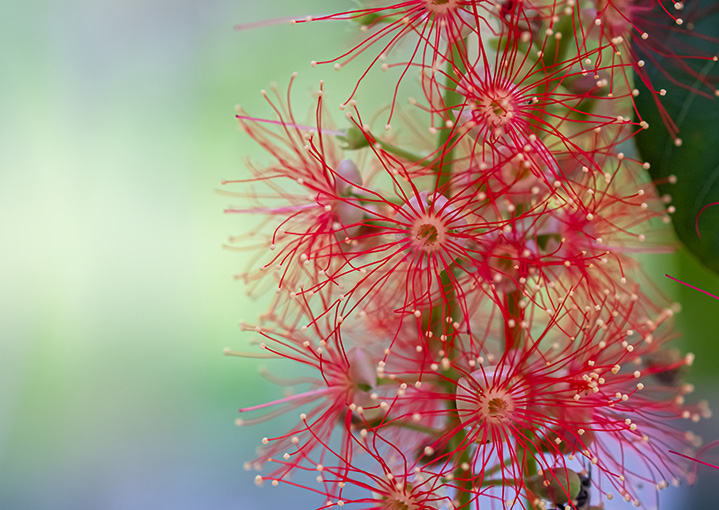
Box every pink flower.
[225,79,375,319]
[231,317,382,480]
[227,2,713,507]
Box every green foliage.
[634,1,719,274]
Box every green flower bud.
[526,468,581,506]
[338,126,371,150]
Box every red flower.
[225,78,376,322]
[226,2,714,506]
[230,313,383,480]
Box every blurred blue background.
[1,1,717,509]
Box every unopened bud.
[338,126,371,150]
[335,159,363,195]
[526,468,581,505]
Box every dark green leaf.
[634,0,719,274]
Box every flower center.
[410,215,446,252]
[490,99,505,117]
[487,396,508,417]
[383,490,418,510]
[416,223,439,245]
[397,192,466,258]
[456,367,526,428]
[423,0,458,14]
[477,91,516,128]
[479,389,514,423]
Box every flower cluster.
[226,1,715,508]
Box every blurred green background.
[1,1,717,509]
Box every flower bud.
[347,347,376,390]
[335,159,363,196]
[526,468,581,506]
[338,126,371,150]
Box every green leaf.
[633,1,719,274]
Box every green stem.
[447,416,473,508]
[436,41,467,193]
[428,38,472,508]
[479,478,518,487]
[504,289,523,351]
[503,289,538,509]
[517,439,539,510]
[480,459,517,479]
[432,41,468,344]
[376,139,435,167]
